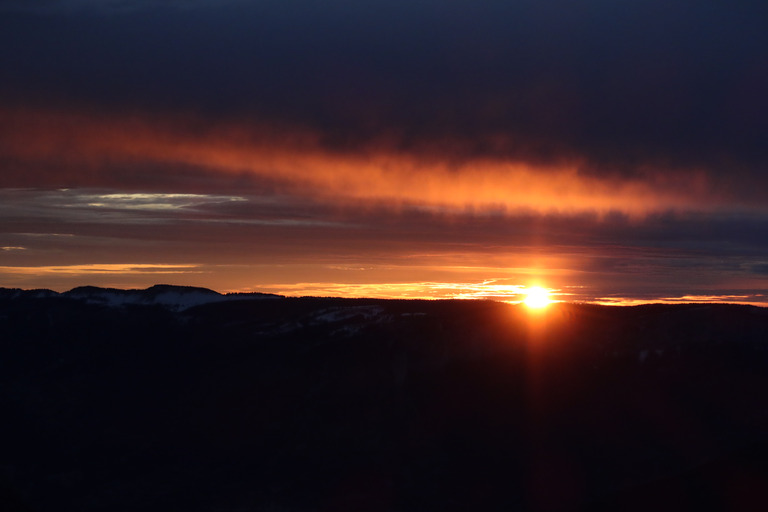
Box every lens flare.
[523,287,551,309]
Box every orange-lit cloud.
[233,280,558,302]
[0,107,735,217]
[593,294,767,307]
[0,264,201,275]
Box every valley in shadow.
[2,287,768,511]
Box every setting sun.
[523,287,552,309]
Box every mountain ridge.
[0,284,284,311]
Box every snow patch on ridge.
[311,306,385,324]
[60,285,282,311]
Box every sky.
[1,0,768,304]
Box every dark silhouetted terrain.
[2,287,768,511]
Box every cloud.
[1,185,766,302]
[1,107,758,217]
[66,192,247,212]
[0,0,238,14]
[0,263,201,275]
[2,0,767,183]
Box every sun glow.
[523,287,552,309]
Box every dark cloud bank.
[3,0,768,174]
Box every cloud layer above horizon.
[1,0,767,303]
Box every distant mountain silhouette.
[1,292,767,511]
[0,287,58,300]
[0,284,283,311]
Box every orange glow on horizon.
[592,294,767,307]
[0,262,765,306]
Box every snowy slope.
[34,284,284,311]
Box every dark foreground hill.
[2,289,768,511]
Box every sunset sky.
[1,0,768,304]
